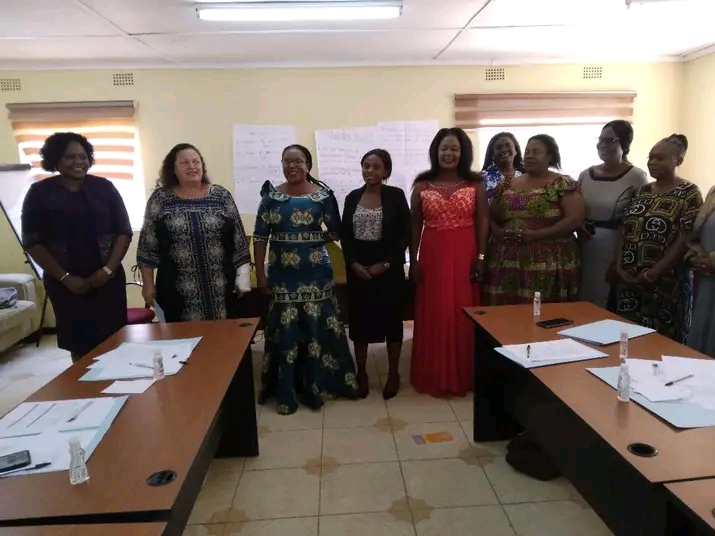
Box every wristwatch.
[478,254,485,261]
[102,266,114,277]
[383,262,391,270]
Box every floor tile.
[393,422,475,461]
[386,397,456,424]
[320,462,408,515]
[414,505,515,536]
[224,517,319,536]
[182,524,225,536]
[232,468,320,520]
[206,457,245,477]
[481,456,578,504]
[504,499,613,536]
[244,429,322,470]
[401,458,498,508]
[322,426,397,465]
[319,512,415,536]
[258,405,324,431]
[459,421,510,457]
[324,397,388,428]
[188,470,241,524]
[448,394,473,421]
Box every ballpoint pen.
[526,345,531,360]
[665,374,694,386]
[128,362,154,370]
[67,401,93,423]
[1,462,52,477]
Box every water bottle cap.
[69,436,81,448]
[534,292,541,298]
[153,350,162,358]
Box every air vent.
[112,72,134,86]
[583,66,603,79]
[0,78,21,92]
[485,67,505,81]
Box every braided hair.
[282,144,331,191]
[664,133,688,158]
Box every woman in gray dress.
[577,120,647,308]
[687,185,715,356]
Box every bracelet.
[59,272,70,282]
[478,253,485,261]
[642,270,654,282]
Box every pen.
[665,374,694,386]
[526,345,531,360]
[179,360,189,365]
[1,462,52,477]
[67,401,93,423]
[128,362,154,370]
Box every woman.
[137,143,251,322]
[480,132,525,201]
[410,128,489,397]
[253,144,357,415]
[21,132,132,361]
[613,134,702,342]
[687,185,715,356]
[578,121,647,308]
[485,134,584,305]
[341,149,411,400]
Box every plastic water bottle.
[69,436,89,485]
[152,350,165,380]
[619,327,629,360]
[617,328,630,402]
[533,292,541,316]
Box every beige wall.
[682,52,715,193]
[0,61,686,307]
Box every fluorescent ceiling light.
[196,1,403,22]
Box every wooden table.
[0,523,166,536]
[0,319,258,536]
[665,479,715,536]
[466,302,715,536]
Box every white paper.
[660,356,715,410]
[631,377,690,402]
[496,339,608,368]
[102,379,156,394]
[404,120,438,187]
[153,301,166,323]
[232,124,297,214]
[0,398,118,438]
[0,430,95,477]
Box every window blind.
[454,92,637,129]
[6,101,136,181]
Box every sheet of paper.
[232,124,297,214]
[404,120,438,186]
[0,397,119,438]
[558,319,655,345]
[101,379,156,394]
[631,377,690,402]
[0,429,95,477]
[315,126,377,210]
[153,301,166,323]
[660,356,715,411]
[496,339,608,368]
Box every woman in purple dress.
[21,132,132,361]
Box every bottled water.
[153,351,165,380]
[69,436,89,485]
[617,328,630,402]
[533,291,541,316]
[619,328,629,360]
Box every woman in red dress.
[410,128,489,396]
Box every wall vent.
[583,66,603,79]
[485,67,505,81]
[0,78,21,92]
[112,72,134,86]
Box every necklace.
[428,180,465,189]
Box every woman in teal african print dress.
[253,145,357,415]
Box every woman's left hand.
[367,263,387,277]
[637,269,659,285]
[86,269,110,289]
[470,259,486,281]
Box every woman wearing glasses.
[577,121,647,308]
[253,144,358,415]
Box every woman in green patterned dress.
[485,134,585,304]
[612,134,702,342]
[253,144,358,415]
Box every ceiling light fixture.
[196,1,403,22]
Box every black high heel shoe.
[357,371,370,399]
[382,373,400,400]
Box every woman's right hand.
[257,271,270,294]
[351,263,372,280]
[141,284,156,307]
[62,275,89,295]
[616,267,638,285]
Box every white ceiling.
[0,0,713,69]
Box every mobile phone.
[536,317,573,329]
[0,450,31,474]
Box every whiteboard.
[232,124,297,215]
[0,164,42,278]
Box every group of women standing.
[21,121,715,416]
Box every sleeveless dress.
[411,181,480,397]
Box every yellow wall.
[682,52,715,192]
[0,61,686,307]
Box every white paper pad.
[101,379,156,394]
[496,339,608,368]
[0,430,95,477]
[558,319,655,345]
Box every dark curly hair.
[527,134,562,170]
[664,133,688,158]
[481,132,525,173]
[361,148,393,180]
[282,144,331,190]
[413,127,481,185]
[158,143,210,188]
[40,132,95,173]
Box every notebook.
[558,319,655,346]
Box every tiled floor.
[0,326,613,536]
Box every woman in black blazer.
[342,149,412,400]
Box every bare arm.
[649,235,689,279]
[530,191,586,241]
[475,183,489,257]
[410,184,424,266]
[26,245,68,281]
[253,241,267,280]
[106,235,131,273]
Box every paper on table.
[102,378,156,394]
[660,356,715,410]
[496,339,608,368]
[153,301,166,323]
[558,319,655,345]
[0,429,95,477]
[0,397,119,438]
[631,376,690,402]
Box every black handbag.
[505,432,561,481]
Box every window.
[6,101,145,228]
[455,92,637,179]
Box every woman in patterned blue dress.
[253,144,358,415]
[480,132,524,202]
